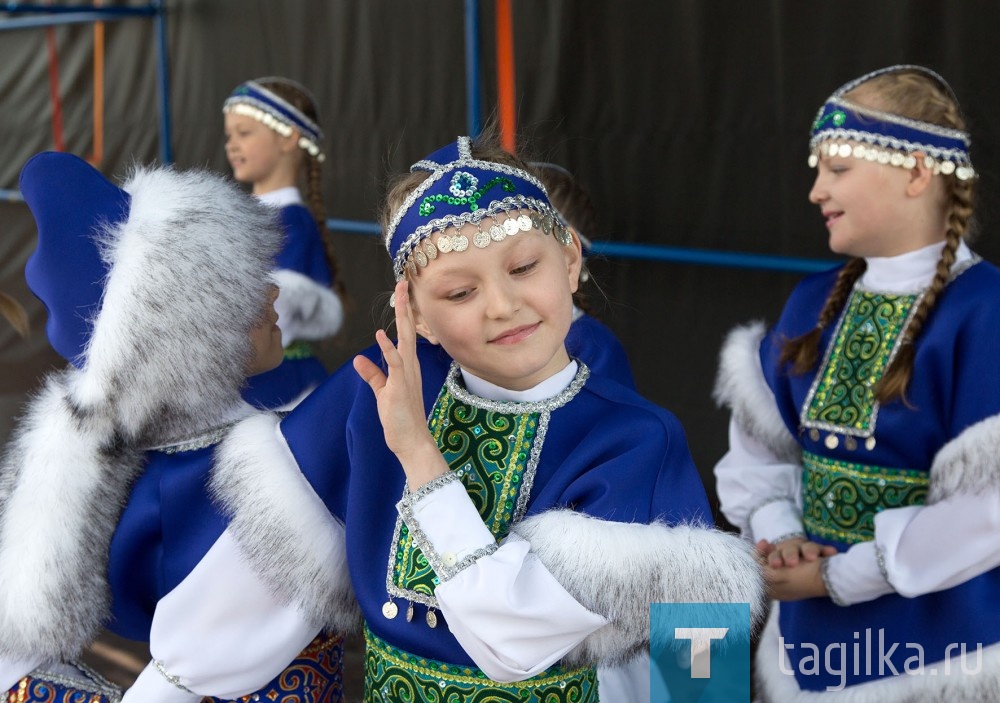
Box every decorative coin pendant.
[844,436,857,451]
[473,230,491,248]
[865,436,877,451]
[406,602,415,623]
[437,235,454,253]
[824,434,839,450]
[490,224,506,241]
[503,218,520,235]
[426,610,438,628]
[808,429,820,442]
[517,214,532,231]
[382,601,398,619]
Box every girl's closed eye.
[511,260,538,276]
[445,287,474,302]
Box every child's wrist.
[397,439,449,490]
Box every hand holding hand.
[757,536,837,569]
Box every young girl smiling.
[278,133,764,701]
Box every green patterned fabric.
[804,290,917,434]
[389,386,538,598]
[802,451,928,544]
[363,626,598,703]
[283,340,316,360]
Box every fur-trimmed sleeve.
[713,321,801,464]
[0,371,143,661]
[927,413,1000,503]
[209,412,360,634]
[511,510,766,666]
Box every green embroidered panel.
[804,290,917,434]
[364,626,598,703]
[802,451,928,544]
[390,387,538,598]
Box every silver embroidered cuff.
[396,476,498,583]
[769,531,807,545]
[398,471,461,508]
[153,660,195,695]
[820,558,848,607]
[875,542,891,586]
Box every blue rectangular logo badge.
[650,603,751,703]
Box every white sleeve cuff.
[821,543,894,606]
[397,475,497,581]
[748,498,805,544]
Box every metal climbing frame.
[0,0,172,179]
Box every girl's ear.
[905,152,935,197]
[280,128,301,154]
[564,228,584,294]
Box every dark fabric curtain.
[3,0,999,520]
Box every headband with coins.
[808,65,975,181]
[224,78,326,162]
[384,136,572,281]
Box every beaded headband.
[223,78,326,162]
[385,137,571,280]
[808,65,975,181]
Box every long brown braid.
[256,78,345,298]
[781,68,976,405]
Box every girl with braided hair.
[224,77,344,410]
[714,65,1000,700]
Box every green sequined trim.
[363,625,598,703]
[802,451,928,544]
[389,385,539,600]
[802,289,918,436]
[418,175,517,215]
[283,341,316,360]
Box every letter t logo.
[673,628,729,678]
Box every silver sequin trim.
[443,361,590,415]
[875,542,891,585]
[799,256,981,440]
[153,659,195,694]
[820,557,848,607]
[146,419,239,454]
[29,662,123,702]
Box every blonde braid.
[304,155,346,298]
[780,258,866,374]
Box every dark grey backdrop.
[3,1,999,522]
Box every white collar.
[460,360,578,402]
[255,187,303,208]
[861,240,973,293]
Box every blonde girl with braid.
[714,65,1000,700]
[224,77,344,410]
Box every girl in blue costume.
[279,133,764,701]
[714,65,1000,700]
[224,77,344,409]
[0,153,354,702]
[530,161,636,389]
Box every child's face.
[408,217,582,391]
[224,113,288,188]
[247,284,284,376]
[809,144,941,258]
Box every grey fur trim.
[0,371,143,660]
[271,268,344,341]
[755,604,1000,701]
[714,322,801,464]
[209,413,361,634]
[927,414,1000,503]
[70,165,282,446]
[510,510,766,667]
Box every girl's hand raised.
[353,280,449,490]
